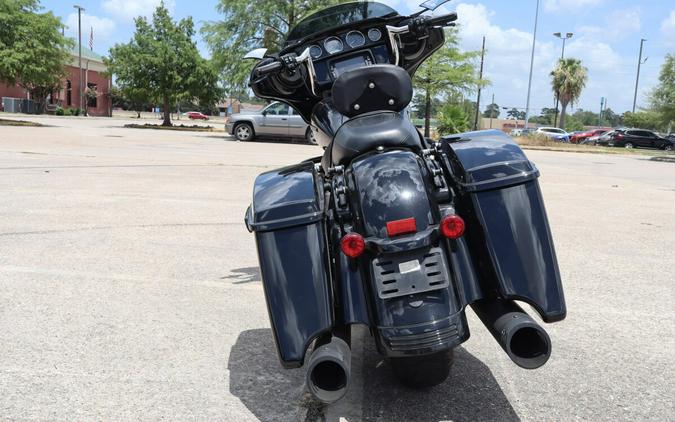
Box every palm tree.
[550,58,588,129]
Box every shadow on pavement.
[228,329,322,422]
[361,344,520,422]
[229,329,518,422]
[221,267,261,284]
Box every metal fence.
[2,97,35,114]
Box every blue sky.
[42,0,675,115]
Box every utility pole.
[474,36,486,131]
[73,5,85,113]
[553,32,573,128]
[524,0,540,129]
[632,38,647,113]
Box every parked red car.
[570,128,611,144]
[185,111,209,120]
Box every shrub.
[55,107,64,116]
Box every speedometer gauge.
[367,28,382,42]
[346,31,366,48]
[309,45,323,59]
[324,37,344,55]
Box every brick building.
[0,45,111,117]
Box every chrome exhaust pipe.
[471,299,552,369]
[305,336,351,403]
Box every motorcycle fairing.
[439,130,567,322]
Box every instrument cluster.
[307,27,384,61]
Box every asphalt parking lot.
[1,116,674,421]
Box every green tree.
[482,103,500,119]
[106,4,221,126]
[623,111,663,131]
[202,0,348,102]
[564,115,584,132]
[414,28,484,137]
[0,0,73,113]
[412,93,442,120]
[506,108,525,120]
[437,103,470,135]
[649,54,675,131]
[550,58,588,129]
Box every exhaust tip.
[306,337,351,404]
[506,323,551,369]
[307,359,349,403]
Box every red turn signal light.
[340,233,366,258]
[440,215,465,239]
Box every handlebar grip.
[427,12,458,27]
[255,61,283,77]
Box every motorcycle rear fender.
[348,151,471,357]
[247,162,333,368]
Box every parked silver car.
[225,101,315,144]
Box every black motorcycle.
[244,0,565,403]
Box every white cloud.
[453,3,558,112]
[661,10,675,45]
[66,12,116,43]
[101,0,175,23]
[544,0,604,13]
[577,7,641,42]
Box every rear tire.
[624,142,635,149]
[234,122,254,142]
[389,349,454,389]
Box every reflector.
[386,217,417,237]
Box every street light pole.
[553,32,573,128]
[73,5,85,113]
[524,0,540,129]
[632,38,647,113]
[474,36,486,131]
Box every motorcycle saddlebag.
[439,130,566,322]
[245,162,333,368]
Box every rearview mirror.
[244,48,268,60]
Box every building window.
[87,83,97,108]
[66,80,72,106]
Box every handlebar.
[425,12,458,28]
[253,47,313,78]
[254,61,283,77]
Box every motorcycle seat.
[322,111,422,168]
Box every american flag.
[89,26,93,51]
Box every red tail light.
[440,215,465,239]
[386,217,417,237]
[340,233,366,258]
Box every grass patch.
[123,123,221,132]
[0,118,43,127]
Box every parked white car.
[535,127,570,143]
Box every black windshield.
[286,2,399,43]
